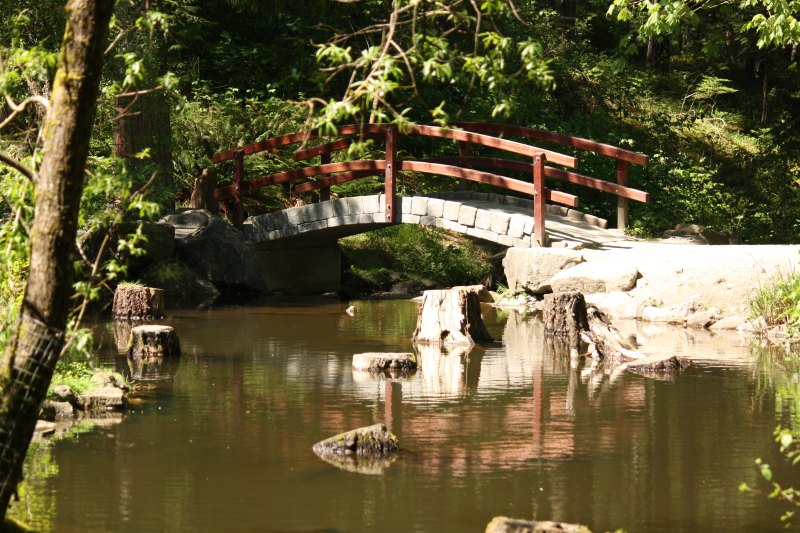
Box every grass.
[340,225,502,290]
[749,270,800,329]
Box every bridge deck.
[245,193,631,249]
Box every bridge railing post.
[458,141,470,191]
[533,154,548,247]
[616,159,629,231]
[319,153,331,202]
[385,125,397,223]
[232,150,245,228]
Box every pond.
[8,299,796,532]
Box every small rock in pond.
[352,352,416,373]
[312,424,399,458]
[485,516,593,533]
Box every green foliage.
[740,426,800,528]
[749,271,800,333]
[341,225,499,288]
[47,361,96,399]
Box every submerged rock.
[352,352,416,373]
[485,517,593,533]
[312,424,399,458]
[623,355,692,379]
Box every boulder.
[709,315,748,330]
[452,284,495,303]
[485,517,592,533]
[662,223,729,245]
[352,352,417,373]
[138,259,219,304]
[41,400,75,421]
[83,387,126,411]
[503,248,584,294]
[79,221,175,277]
[312,424,399,458]
[585,291,654,320]
[641,299,703,325]
[550,261,638,294]
[390,279,425,296]
[90,371,128,390]
[159,209,266,294]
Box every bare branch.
[0,152,37,183]
[0,94,51,131]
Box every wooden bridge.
[210,122,648,248]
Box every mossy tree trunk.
[0,0,115,518]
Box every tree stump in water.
[412,289,493,345]
[128,325,180,358]
[543,292,588,354]
[112,285,165,320]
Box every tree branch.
[0,95,51,131]
[0,152,37,183]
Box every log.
[112,285,165,320]
[585,305,642,364]
[128,325,180,358]
[412,289,493,345]
[543,292,588,354]
[585,305,692,376]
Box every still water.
[9,299,796,532]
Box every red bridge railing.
[211,123,648,247]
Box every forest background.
[1,0,799,300]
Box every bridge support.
[256,242,341,295]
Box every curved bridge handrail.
[208,121,650,245]
[454,122,648,167]
[426,156,649,203]
[212,123,577,168]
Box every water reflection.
[7,300,797,533]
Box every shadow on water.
[7,299,800,532]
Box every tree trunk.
[0,0,115,518]
[761,61,769,125]
[114,89,174,209]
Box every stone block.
[508,216,526,239]
[419,216,436,226]
[452,191,472,200]
[566,208,585,222]
[426,198,445,218]
[443,201,461,220]
[402,214,421,224]
[488,193,505,204]
[411,196,428,215]
[298,220,328,233]
[458,205,478,227]
[523,218,534,235]
[490,213,511,234]
[362,194,380,213]
[400,197,412,214]
[472,192,489,201]
[498,234,514,246]
[285,206,309,226]
[512,238,532,248]
[475,209,493,230]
